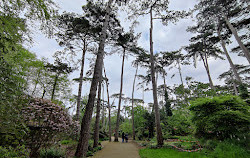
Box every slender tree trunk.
[223,14,250,63]
[42,88,46,99]
[75,0,113,157]
[131,64,138,140]
[177,59,184,86]
[93,81,102,148]
[217,28,242,83]
[142,84,144,106]
[200,53,215,90]
[76,40,87,122]
[103,66,112,142]
[101,84,105,132]
[163,71,167,93]
[32,70,41,96]
[114,48,126,142]
[232,78,239,95]
[149,8,163,147]
[51,74,58,100]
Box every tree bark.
[217,28,242,84]
[74,0,113,157]
[224,14,250,64]
[32,70,41,96]
[41,88,46,99]
[101,84,105,132]
[76,40,87,123]
[232,78,239,95]
[51,74,58,100]
[93,81,102,148]
[177,59,184,86]
[114,48,126,142]
[131,64,138,140]
[149,8,163,147]
[200,53,215,91]
[103,66,112,142]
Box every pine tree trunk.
[131,64,138,140]
[93,81,102,148]
[32,70,41,96]
[163,71,167,93]
[51,74,58,100]
[114,48,126,142]
[41,88,46,99]
[217,28,242,83]
[177,59,184,86]
[74,0,113,157]
[101,85,105,132]
[76,40,87,123]
[103,66,112,142]
[232,79,239,95]
[200,53,215,91]
[224,14,250,63]
[149,8,163,147]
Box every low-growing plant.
[86,151,94,157]
[208,141,250,158]
[40,147,65,158]
[0,145,29,158]
[60,139,77,145]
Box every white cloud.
[27,0,248,110]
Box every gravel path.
[91,137,140,158]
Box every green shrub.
[86,151,93,157]
[190,95,250,140]
[40,147,65,158]
[209,141,250,158]
[60,139,77,145]
[139,148,207,158]
[0,145,29,158]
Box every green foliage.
[200,140,250,158]
[132,105,155,140]
[239,84,249,99]
[139,148,207,158]
[86,151,94,157]
[40,147,65,158]
[120,120,132,135]
[60,139,77,145]
[190,95,250,140]
[161,108,193,137]
[210,141,250,158]
[0,14,27,54]
[0,145,29,158]
[0,48,37,147]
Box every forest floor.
[91,137,140,158]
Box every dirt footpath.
[91,137,140,158]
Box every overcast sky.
[28,0,248,109]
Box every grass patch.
[139,148,207,158]
[60,139,77,145]
[206,141,250,158]
[40,147,65,158]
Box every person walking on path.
[122,132,125,143]
[125,133,128,143]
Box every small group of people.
[122,132,128,143]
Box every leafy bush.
[60,139,77,145]
[190,95,250,140]
[40,147,65,158]
[0,145,29,158]
[208,141,250,158]
[86,151,94,157]
[21,98,73,157]
[139,148,207,158]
